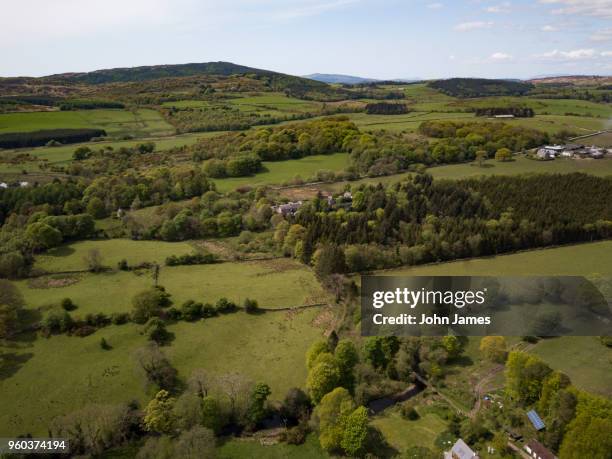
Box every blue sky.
[1,0,611,79]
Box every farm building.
[524,439,556,459]
[444,438,479,459]
[540,145,565,156]
[536,149,554,160]
[0,182,7,189]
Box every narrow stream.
[367,379,426,415]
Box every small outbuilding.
[444,438,479,459]
[527,409,546,431]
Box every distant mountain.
[36,61,328,88]
[303,73,379,84]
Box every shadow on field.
[45,245,76,258]
[0,352,34,381]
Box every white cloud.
[539,0,612,19]
[590,28,612,41]
[454,21,494,31]
[427,2,444,9]
[535,48,598,60]
[490,52,513,60]
[541,25,558,31]
[601,50,612,56]
[486,2,512,13]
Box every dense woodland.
[287,173,612,272]
[365,102,410,115]
[428,78,534,98]
[0,128,107,148]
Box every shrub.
[181,300,203,321]
[131,287,172,324]
[243,298,259,314]
[61,298,77,311]
[400,402,420,420]
[110,312,130,325]
[165,307,182,321]
[201,303,217,318]
[84,312,110,327]
[117,259,129,271]
[143,318,171,344]
[43,310,74,334]
[215,297,237,314]
[284,424,307,445]
[165,252,217,266]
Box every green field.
[0,307,325,436]
[347,111,475,133]
[531,337,612,397]
[0,109,174,137]
[429,156,612,179]
[583,131,612,147]
[383,241,612,277]
[17,257,327,315]
[213,152,350,192]
[370,407,447,453]
[218,434,328,459]
[35,239,196,272]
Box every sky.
[1,0,611,79]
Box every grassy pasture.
[212,152,350,192]
[382,240,612,277]
[34,239,196,272]
[218,434,328,458]
[346,111,475,133]
[370,406,447,453]
[582,131,612,147]
[0,109,174,137]
[530,336,612,397]
[444,97,612,118]
[162,93,320,115]
[16,258,327,314]
[0,307,326,436]
[428,156,612,179]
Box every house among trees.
[272,201,302,216]
[444,438,479,459]
[524,439,556,459]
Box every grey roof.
[527,409,545,430]
[450,438,477,459]
[525,439,556,459]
